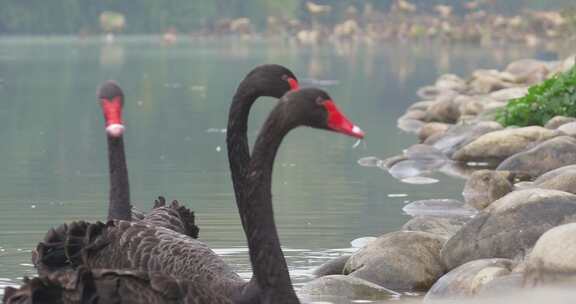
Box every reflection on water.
[0,36,558,300]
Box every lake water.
[0,36,559,301]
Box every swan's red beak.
[101,96,125,137]
[287,77,299,91]
[324,100,365,139]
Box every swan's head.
[98,80,125,137]
[242,64,299,98]
[279,88,365,139]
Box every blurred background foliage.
[0,0,575,34]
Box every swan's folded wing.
[139,197,199,239]
[34,220,244,299]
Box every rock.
[489,87,529,102]
[475,272,523,297]
[496,136,576,177]
[397,117,424,133]
[388,159,445,180]
[313,255,351,277]
[458,98,484,117]
[424,258,513,301]
[452,126,559,163]
[549,55,575,75]
[417,86,444,100]
[404,144,446,161]
[403,109,427,121]
[530,165,576,195]
[544,116,576,129]
[441,189,576,270]
[402,199,478,218]
[468,69,516,94]
[408,100,436,112]
[419,122,451,142]
[524,223,576,286]
[402,216,468,238]
[426,99,461,123]
[300,275,398,302]
[381,154,408,169]
[505,59,550,84]
[435,74,467,92]
[462,170,513,210]
[429,121,503,157]
[344,231,446,291]
[558,122,576,137]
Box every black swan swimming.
[14,87,364,304]
[97,80,199,237]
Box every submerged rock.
[462,170,513,210]
[344,231,446,291]
[441,189,576,270]
[402,216,469,238]
[403,199,477,218]
[524,223,576,286]
[496,136,576,177]
[300,275,399,302]
[452,126,558,163]
[398,117,424,133]
[313,255,351,277]
[388,159,444,180]
[424,258,513,302]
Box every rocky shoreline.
[299,54,576,303]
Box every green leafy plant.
[496,62,576,127]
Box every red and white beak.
[323,100,365,139]
[101,96,125,137]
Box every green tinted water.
[0,36,555,297]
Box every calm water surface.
[0,36,558,300]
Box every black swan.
[102,81,199,235]
[22,88,364,304]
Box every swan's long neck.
[107,135,131,221]
[243,111,299,302]
[227,86,258,230]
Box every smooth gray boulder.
[524,223,576,286]
[462,170,513,210]
[489,87,528,102]
[441,189,576,270]
[496,136,576,177]
[419,122,451,142]
[544,116,576,129]
[528,165,576,195]
[558,122,576,137]
[428,121,503,157]
[402,216,469,238]
[504,58,549,84]
[344,231,446,291]
[452,126,558,163]
[313,255,351,277]
[424,258,513,302]
[475,272,524,297]
[426,99,461,123]
[300,275,399,302]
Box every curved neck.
[226,85,258,229]
[242,111,299,303]
[106,135,131,221]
